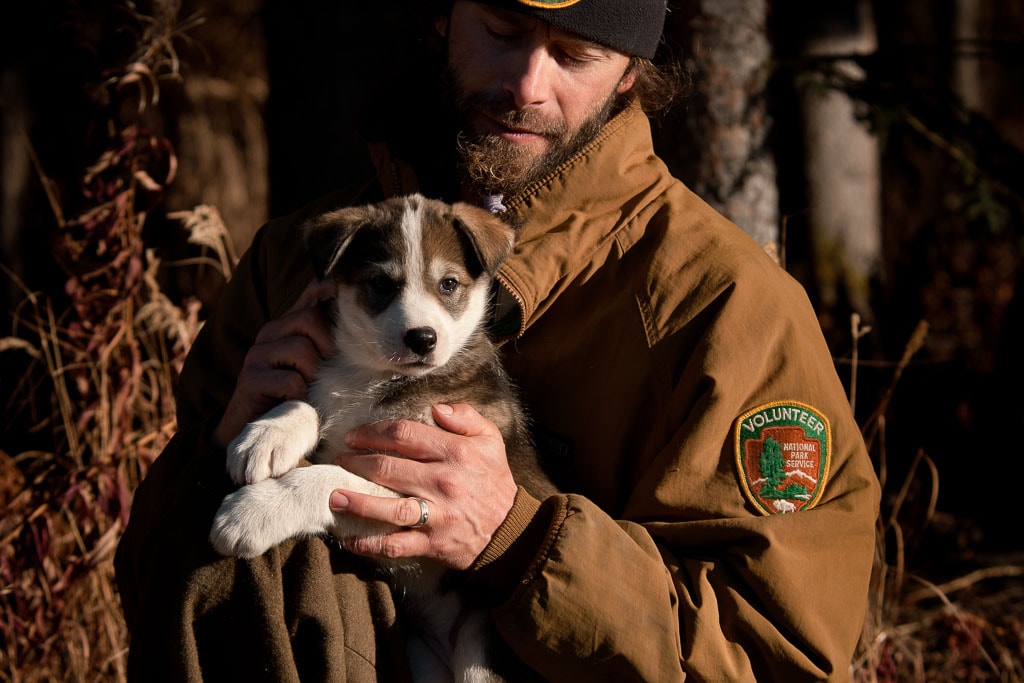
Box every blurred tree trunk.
[952,0,982,111]
[124,0,270,312]
[169,0,268,254]
[658,0,778,251]
[789,1,882,326]
[0,68,32,314]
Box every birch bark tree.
[789,1,882,324]
[659,0,778,251]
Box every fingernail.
[329,492,349,510]
[435,403,453,415]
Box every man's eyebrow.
[575,39,615,54]
[558,35,617,57]
[483,6,533,25]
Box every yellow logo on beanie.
[498,0,666,60]
[516,0,583,7]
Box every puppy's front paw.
[210,488,278,558]
[210,477,317,558]
[226,400,319,484]
[209,465,404,558]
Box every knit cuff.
[466,487,552,599]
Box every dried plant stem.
[862,320,929,451]
[849,312,872,415]
[905,566,1024,605]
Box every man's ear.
[617,66,638,95]
[435,15,449,38]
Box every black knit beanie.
[469,0,667,60]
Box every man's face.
[442,1,635,197]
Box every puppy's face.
[303,194,515,376]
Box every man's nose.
[502,46,554,109]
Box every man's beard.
[446,67,622,199]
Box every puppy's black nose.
[404,327,437,356]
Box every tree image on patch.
[734,402,831,515]
[758,437,810,500]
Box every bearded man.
[116,2,880,681]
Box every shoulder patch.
[734,401,831,515]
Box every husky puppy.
[209,193,553,683]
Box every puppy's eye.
[368,274,397,296]
[439,278,459,294]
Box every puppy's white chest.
[308,372,433,463]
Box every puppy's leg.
[226,400,320,484]
[403,589,507,683]
[210,464,402,558]
[451,609,507,683]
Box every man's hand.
[329,403,519,570]
[212,280,336,449]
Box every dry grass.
[0,3,230,680]
[851,319,1024,683]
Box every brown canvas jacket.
[115,101,880,682]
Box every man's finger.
[255,306,335,359]
[246,335,324,384]
[335,452,430,493]
[342,420,445,462]
[331,489,433,530]
[430,403,499,438]
[340,530,430,561]
[288,278,335,311]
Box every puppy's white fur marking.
[225,400,319,485]
[212,464,400,558]
[209,194,549,683]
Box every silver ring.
[408,497,429,529]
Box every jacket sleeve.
[466,272,880,682]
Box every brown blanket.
[115,425,413,682]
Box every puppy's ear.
[450,203,516,276]
[301,206,373,280]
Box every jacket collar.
[493,100,674,337]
